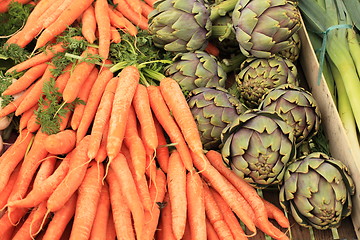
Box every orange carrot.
[182,219,192,240]
[44,129,76,155]
[262,199,290,229]
[167,150,187,240]
[143,0,157,7]
[113,0,148,30]
[55,63,73,94]
[69,161,104,240]
[159,77,205,167]
[82,4,97,44]
[18,105,37,132]
[59,105,73,131]
[11,207,38,240]
[124,0,142,15]
[105,212,116,240]
[62,47,98,103]
[0,129,34,193]
[108,8,138,36]
[34,0,94,50]
[147,85,193,171]
[6,42,66,74]
[94,0,111,60]
[76,66,113,143]
[156,193,176,240]
[107,65,139,161]
[186,171,206,240]
[210,188,249,240]
[94,120,109,163]
[29,201,50,238]
[70,67,98,130]
[203,182,234,240]
[154,118,169,173]
[139,0,153,17]
[46,135,91,212]
[0,208,28,236]
[110,26,121,43]
[0,84,35,118]
[26,110,40,132]
[3,63,48,96]
[106,168,136,240]
[0,164,20,211]
[110,153,145,239]
[42,0,74,29]
[89,183,111,240]
[206,218,220,240]
[33,154,57,189]
[0,0,32,13]
[87,76,118,160]
[15,63,56,116]
[123,105,146,180]
[191,151,257,235]
[42,193,77,240]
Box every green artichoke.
[236,56,299,108]
[164,51,227,92]
[259,84,321,146]
[232,0,301,58]
[148,0,212,52]
[279,152,355,230]
[187,87,247,150]
[277,31,301,62]
[221,109,296,188]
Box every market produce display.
[0,0,357,239]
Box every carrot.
[206,218,220,240]
[46,135,91,212]
[94,120,109,163]
[0,129,34,193]
[7,130,49,205]
[105,212,117,240]
[7,152,71,209]
[87,76,118,160]
[0,84,35,118]
[26,110,41,132]
[19,106,37,132]
[82,4,97,44]
[182,219,192,240]
[124,0,142,15]
[154,118,169,173]
[59,105,73,131]
[62,46,97,103]
[133,84,158,156]
[108,8,138,36]
[44,129,76,155]
[210,188,249,240]
[6,42,66,74]
[110,26,121,43]
[11,208,37,240]
[113,0,148,30]
[106,65,139,162]
[123,105,146,180]
[167,150,187,240]
[109,153,145,239]
[156,193,176,240]
[42,193,77,240]
[29,201,50,238]
[94,0,111,60]
[0,0,32,13]
[262,199,290,229]
[42,0,74,29]
[76,66,113,143]
[186,171,206,240]
[3,63,48,96]
[159,77,205,167]
[147,85,193,171]
[70,67,99,130]
[0,164,20,211]
[143,0,157,7]
[139,0,153,17]
[0,208,28,236]
[205,150,280,238]
[106,168,136,240]
[33,154,57,189]
[15,63,56,116]
[202,182,234,240]
[55,63,73,94]
[69,161,104,240]
[191,151,257,235]
[34,0,94,50]
[89,183,111,240]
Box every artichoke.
[277,31,301,62]
[259,84,321,146]
[148,0,212,52]
[236,56,299,108]
[232,0,301,58]
[187,87,247,150]
[279,152,355,230]
[164,51,227,92]
[221,109,296,188]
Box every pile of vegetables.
[0,0,357,240]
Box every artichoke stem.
[210,0,238,21]
[211,24,234,41]
[220,53,247,73]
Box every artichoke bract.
[148,0,212,52]
[164,51,227,93]
[188,87,247,150]
[232,0,301,58]
[221,109,296,188]
[236,56,299,108]
[279,152,355,230]
[259,84,321,145]
[277,31,301,62]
